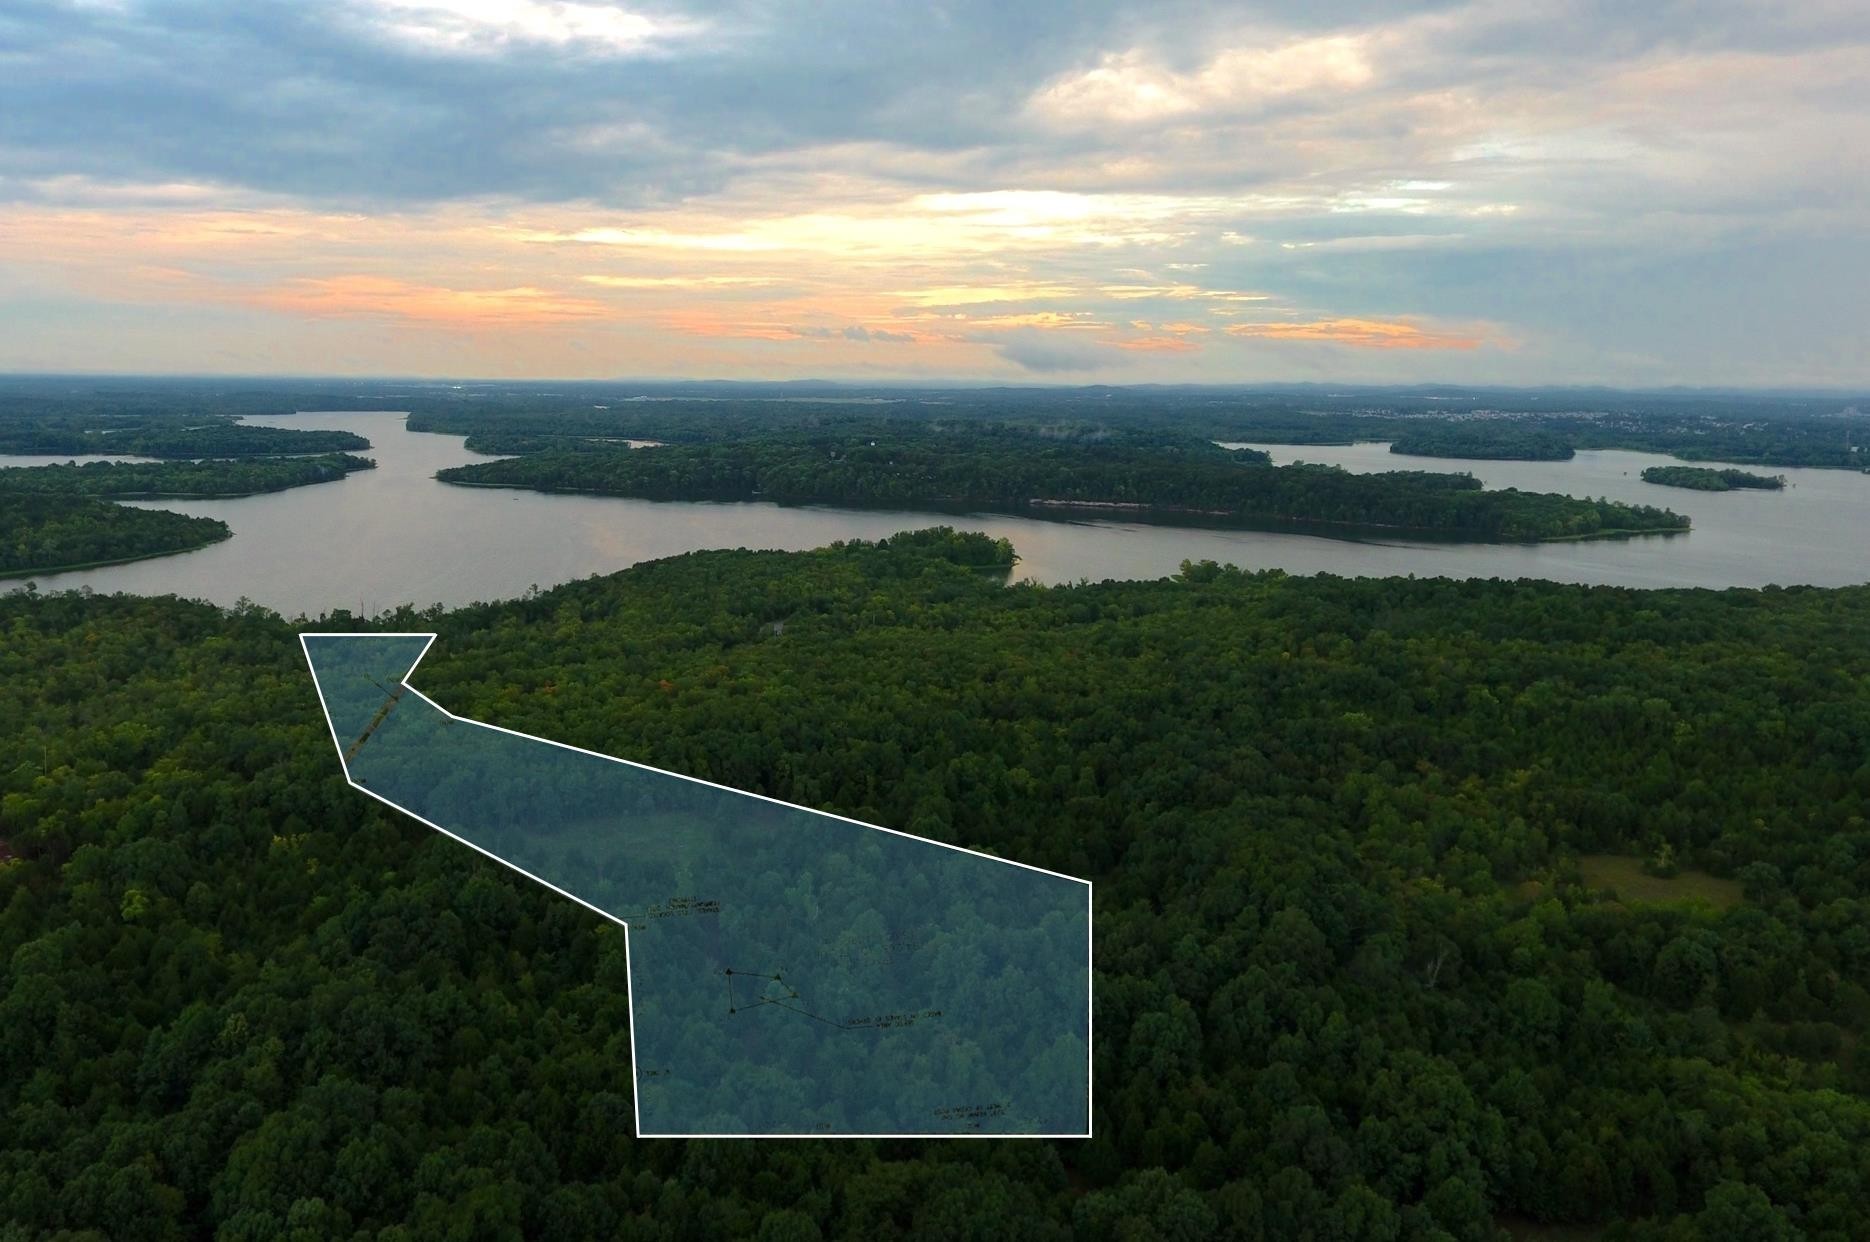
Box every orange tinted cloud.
[580,274,780,289]
[1098,282,1269,302]
[958,310,1108,330]
[659,309,802,340]
[891,282,1078,307]
[1112,335,1201,353]
[252,275,608,325]
[1225,317,1482,349]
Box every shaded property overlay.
[301,634,1090,1137]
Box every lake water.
[5,413,1867,617]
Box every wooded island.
[1641,465,1787,491]
[438,432,1690,542]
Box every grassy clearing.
[1576,854,1744,910]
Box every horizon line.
[1,369,1866,398]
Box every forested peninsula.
[4,530,1870,1237]
[1388,426,1577,461]
[0,493,229,577]
[0,423,368,459]
[0,453,375,497]
[1641,465,1787,492]
[438,436,1689,542]
[0,454,374,574]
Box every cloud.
[961,311,1109,331]
[1277,233,1465,253]
[1098,282,1271,302]
[984,330,1115,373]
[1,1,1867,382]
[659,310,802,341]
[523,195,1218,258]
[13,175,232,207]
[786,324,918,343]
[358,0,703,56]
[547,228,784,252]
[842,325,914,343]
[579,273,780,288]
[1031,34,1377,124]
[1224,317,1484,350]
[250,275,609,325]
[890,283,1079,307]
[1112,335,1201,353]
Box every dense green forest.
[0,411,370,460]
[1388,428,1576,462]
[1194,400,1865,469]
[0,494,229,577]
[1,375,1863,470]
[462,433,667,455]
[0,454,375,497]
[1641,466,1787,492]
[1512,416,1861,469]
[381,384,1868,472]
[408,401,1868,471]
[0,445,368,577]
[0,384,369,458]
[104,426,370,459]
[1379,420,1862,470]
[0,426,369,459]
[438,434,1688,542]
[4,532,1869,1237]
[366,380,1862,460]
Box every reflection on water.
[5,413,1867,617]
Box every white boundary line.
[300,631,1094,1139]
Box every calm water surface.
[7,414,1868,616]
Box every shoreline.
[436,477,1689,544]
[0,463,374,502]
[0,528,233,581]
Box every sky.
[1,0,1865,386]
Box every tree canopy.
[3,531,1868,1237]
[438,433,1689,542]
[1641,466,1787,492]
[0,454,375,497]
[0,494,229,577]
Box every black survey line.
[764,1000,857,1030]
[723,967,846,1027]
[343,683,405,761]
